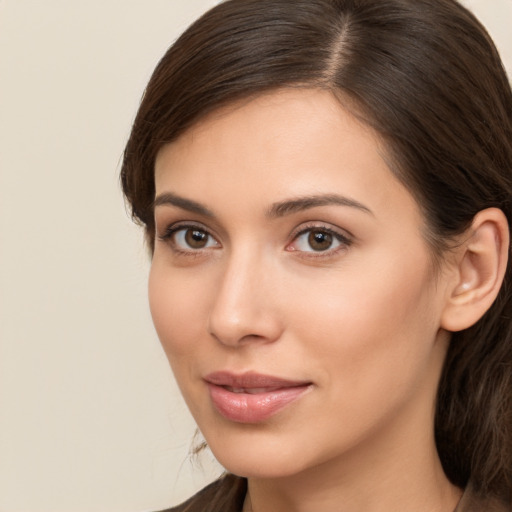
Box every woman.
[121,0,512,510]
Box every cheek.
[148,262,207,360]
[287,250,440,393]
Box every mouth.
[223,386,283,394]
[204,371,313,423]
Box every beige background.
[0,1,510,511]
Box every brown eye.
[184,228,209,248]
[308,230,334,251]
[287,226,350,255]
[169,226,219,250]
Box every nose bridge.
[208,243,282,346]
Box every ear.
[441,208,509,332]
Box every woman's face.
[150,89,453,479]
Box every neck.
[245,436,461,512]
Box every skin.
[150,89,463,511]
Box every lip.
[204,371,312,423]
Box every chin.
[216,453,309,480]
[202,426,323,480]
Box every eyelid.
[286,222,353,255]
[157,221,221,251]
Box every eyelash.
[286,223,353,258]
[157,222,353,258]
[158,223,220,256]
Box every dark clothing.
[162,474,246,512]
[162,474,510,512]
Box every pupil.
[186,229,207,248]
[309,230,332,251]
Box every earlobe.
[441,208,509,332]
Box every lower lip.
[206,383,311,423]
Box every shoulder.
[157,474,247,512]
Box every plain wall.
[0,1,511,511]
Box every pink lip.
[204,371,312,424]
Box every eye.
[287,226,351,254]
[160,225,220,251]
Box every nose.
[208,250,284,347]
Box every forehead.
[154,88,421,225]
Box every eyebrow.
[268,194,373,218]
[153,192,214,217]
[153,192,373,218]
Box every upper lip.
[204,371,311,389]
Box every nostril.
[208,327,269,347]
[208,309,283,347]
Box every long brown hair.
[121,0,512,500]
